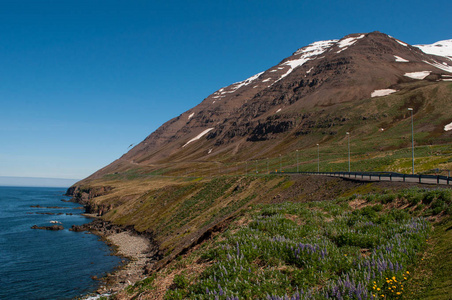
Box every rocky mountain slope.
[79,31,452,182]
[66,32,452,298]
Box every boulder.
[31,225,64,230]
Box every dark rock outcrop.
[31,225,64,230]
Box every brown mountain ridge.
[78,31,452,182]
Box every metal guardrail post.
[403,174,405,182]
[437,176,440,184]
[419,175,421,183]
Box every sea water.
[0,186,121,300]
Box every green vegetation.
[123,187,451,300]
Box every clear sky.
[1,0,451,182]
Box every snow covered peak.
[415,39,452,59]
[293,39,338,56]
[276,39,338,82]
[337,34,365,49]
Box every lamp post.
[267,158,269,174]
[316,144,320,172]
[279,154,282,173]
[346,132,350,172]
[408,108,414,174]
[296,150,299,173]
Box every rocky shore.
[71,219,162,297]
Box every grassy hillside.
[119,187,451,300]
[76,175,383,261]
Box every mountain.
[78,31,452,182]
[66,32,452,296]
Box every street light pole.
[296,150,299,173]
[408,108,414,174]
[267,158,269,174]
[346,132,350,172]
[279,154,282,173]
[316,144,320,172]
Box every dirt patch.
[285,214,304,225]
[348,198,368,209]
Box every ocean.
[0,186,121,300]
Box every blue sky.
[1,0,451,182]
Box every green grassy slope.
[121,187,452,300]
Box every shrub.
[432,206,444,215]
[415,204,426,211]
[446,205,452,215]
[431,199,445,210]
[360,206,378,219]
[366,194,376,202]
[388,209,410,221]
[172,274,188,289]
[380,194,396,204]
[372,203,384,212]
[438,190,452,204]
[423,191,437,205]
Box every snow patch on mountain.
[182,128,214,148]
[276,40,338,82]
[371,89,397,97]
[337,34,365,49]
[415,39,452,59]
[388,36,408,47]
[394,56,409,62]
[188,113,194,120]
[444,122,452,131]
[213,71,264,99]
[422,60,452,73]
[228,71,264,91]
[404,71,431,80]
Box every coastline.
[73,218,161,299]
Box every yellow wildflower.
[377,288,380,291]
[396,292,401,295]
[406,271,409,274]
